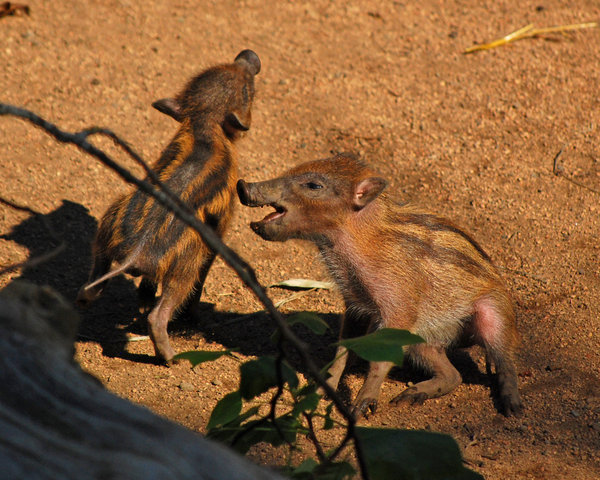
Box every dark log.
[0,281,284,480]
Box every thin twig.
[326,426,355,463]
[0,103,370,480]
[229,347,299,452]
[506,231,518,243]
[232,335,296,452]
[552,145,566,175]
[520,22,598,38]
[303,412,328,463]
[77,333,151,343]
[465,21,598,54]
[558,176,600,195]
[552,145,600,195]
[269,343,294,448]
[78,128,165,189]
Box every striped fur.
[78,50,261,363]
[238,152,522,416]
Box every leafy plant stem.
[0,103,371,479]
[303,412,328,463]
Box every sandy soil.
[1,1,599,478]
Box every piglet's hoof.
[390,387,428,406]
[75,287,98,308]
[151,342,177,367]
[499,393,523,417]
[165,356,182,367]
[351,398,378,419]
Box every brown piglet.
[77,50,261,363]
[237,152,522,417]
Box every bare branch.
[77,127,166,189]
[0,103,370,479]
[270,343,293,446]
[552,145,566,175]
[326,427,355,464]
[552,145,600,195]
[303,412,328,463]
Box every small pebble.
[179,382,195,392]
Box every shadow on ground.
[1,199,96,299]
[0,198,144,361]
[0,199,569,420]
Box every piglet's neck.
[322,197,386,256]
[182,115,232,150]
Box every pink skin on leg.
[473,297,522,416]
[472,297,504,348]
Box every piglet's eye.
[305,182,323,190]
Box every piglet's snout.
[236,179,253,206]
[237,179,273,207]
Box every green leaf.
[287,312,330,335]
[355,427,484,480]
[206,405,260,445]
[291,392,321,416]
[287,459,355,480]
[235,405,261,423]
[207,391,242,430]
[313,461,356,480]
[290,458,318,477]
[174,349,232,367]
[229,415,300,454]
[239,356,299,400]
[323,402,335,430]
[294,382,318,397]
[271,278,334,290]
[339,328,424,366]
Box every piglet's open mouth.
[237,179,287,228]
[249,204,286,236]
[250,204,286,231]
[258,204,286,223]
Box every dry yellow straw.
[465,21,598,53]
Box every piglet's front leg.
[324,344,349,392]
[351,361,394,418]
[319,309,371,399]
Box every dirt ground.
[1,1,599,478]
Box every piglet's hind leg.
[390,344,461,406]
[474,297,522,416]
[147,279,193,365]
[147,295,178,364]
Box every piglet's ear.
[152,98,183,122]
[225,111,251,131]
[352,177,387,209]
[234,49,261,76]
